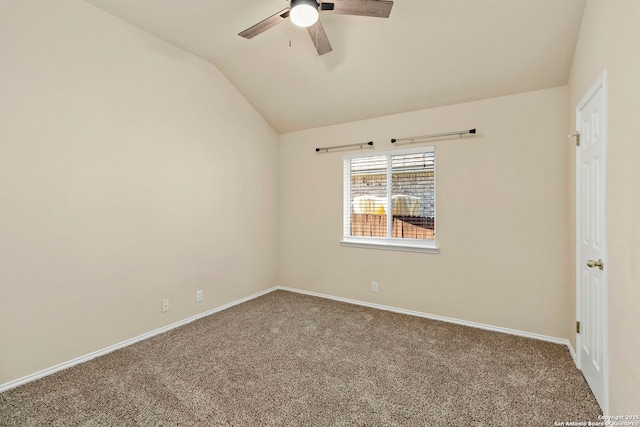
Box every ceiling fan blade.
[323,0,393,18]
[307,19,333,55]
[238,8,290,39]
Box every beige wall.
[0,0,278,385]
[568,0,640,413]
[279,87,570,339]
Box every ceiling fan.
[238,0,394,56]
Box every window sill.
[340,238,440,254]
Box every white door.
[576,72,608,412]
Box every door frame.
[575,70,609,414]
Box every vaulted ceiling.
[82,0,586,133]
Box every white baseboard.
[567,341,578,365]
[277,286,577,361]
[0,286,278,393]
[1,285,578,393]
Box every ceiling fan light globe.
[290,3,319,27]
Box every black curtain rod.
[392,128,476,144]
[316,141,374,153]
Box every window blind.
[344,147,435,243]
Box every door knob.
[586,259,604,270]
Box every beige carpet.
[1,290,601,426]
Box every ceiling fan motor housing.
[291,0,319,10]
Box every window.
[342,146,437,252]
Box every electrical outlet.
[371,281,378,293]
[161,299,169,313]
[196,290,204,302]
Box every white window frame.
[341,146,439,253]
